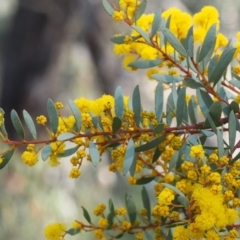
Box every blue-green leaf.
[107,199,115,229]
[176,87,186,126]
[123,139,135,176]
[208,55,218,79]
[129,154,137,176]
[0,148,14,170]
[183,78,204,89]
[66,228,80,235]
[131,26,151,44]
[89,141,100,167]
[134,0,147,22]
[188,97,197,125]
[102,0,114,16]
[169,151,179,171]
[160,27,187,57]
[110,35,139,44]
[10,110,25,139]
[23,110,37,139]
[141,186,151,221]
[57,132,75,141]
[125,194,137,224]
[135,135,166,152]
[112,117,122,134]
[209,48,236,86]
[153,123,164,135]
[198,24,216,62]
[209,101,222,124]
[57,145,80,157]
[144,232,154,240]
[114,86,124,119]
[47,99,59,134]
[69,100,82,132]
[81,207,92,224]
[132,85,141,126]
[155,81,163,122]
[151,9,162,37]
[201,130,215,137]
[128,59,162,69]
[177,196,189,208]
[217,129,224,158]
[41,145,52,161]
[166,92,175,126]
[229,111,236,151]
[151,74,183,83]
[136,177,156,185]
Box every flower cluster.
[2,1,240,240]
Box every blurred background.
[0,0,240,239]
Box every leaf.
[57,145,80,157]
[230,79,240,88]
[128,59,162,69]
[208,55,219,79]
[132,85,142,126]
[129,154,137,176]
[81,207,92,224]
[0,148,15,170]
[160,27,187,57]
[199,89,213,109]
[114,86,124,119]
[155,81,164,122]
[134,0,147,22]
[183,78,204,89]
[136,177,156,185]
[23,110,37,139]
[161,183,185,197]
[69,100,82,131]
[152,147,161,163]
[151,8,162,37]
[41,145,52,161]
[112,117,122,134]
[47,99,59,134]
[230,101,239,113]
[125,194,137,224]
[89,141,100,167]
[107,199,115,229]
[229,111,236,151]
[209,101,222,124]
[201,130,215,137]
[209,47,236,86]
[176,87,186,126]
[153,123,164,135]
[141,186,151,221]
[169,151,179,171]
[177,196,189,208]
[111,35,139,44]
[198,24,216,62]
[66,228,80,235]
[102,0,114,16]
[131,25,151,44]
[144,231,154,240]
[135,135,166,152]
[188,97,197,125]
[166,92,175,126]
[122,139,135,176]
[151,74,183,83]
[197,89,211,118]
[217,129,224,158]
[10,110,25,139]
[57,132,75,141]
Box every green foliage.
[2,1,240,239]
